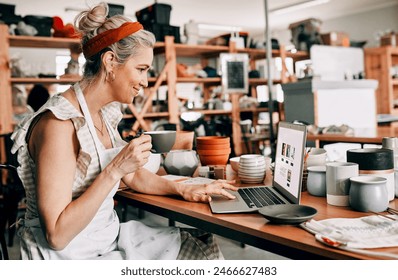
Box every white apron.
[20,83,180,259]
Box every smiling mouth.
[132,88,141,96]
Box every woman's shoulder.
[45,94,82,120]
[11,94,83,153]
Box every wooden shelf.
[365,46,398,115]
[240,107,269,113]
[249,78,282,86]
[174,43,229,58]
[10,77,81,84]
[8,34,80,49]
[180,107,269,116]
[0,24,310,153]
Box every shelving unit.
[152,36,309,155]
[0,23,309,156]
[365,46,398,115]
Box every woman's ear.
[102,51,115,70]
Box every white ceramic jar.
[349,176,388,212]
[306,165,327,197]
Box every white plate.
[258,205,317,224]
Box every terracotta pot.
[199,154,229,166]
[196,148,231,156]
[196,136,230,145]
[196,143,230,150]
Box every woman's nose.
[140,76,148,88]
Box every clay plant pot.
[196,136,230,145]
[196,148,231,156]
[196,142,230,150]
[198,153,229,166]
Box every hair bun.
[75,2,109,38]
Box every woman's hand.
[107,134,152,179]
[177,180,238,202]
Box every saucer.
[258,205,317,224]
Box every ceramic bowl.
[196,143,230,150]
[196,136,230,145]
[239,154,266,164]
[144,130,176,154]
[196,148,231,156]
[238,173,265,180]
[143,153,161,173]
[198,154,229,166]
[239,175,265,184]
[238,168,266,176]
[229,157,240,172]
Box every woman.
[11,2,237,260]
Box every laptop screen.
[272,122,307,203]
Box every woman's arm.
[30,112,151,250]
[123,167,238,202]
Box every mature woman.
[11,2,237,260]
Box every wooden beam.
[0,25,13,135]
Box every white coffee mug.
[326,162,359,206]
[306,148,327,168]
[307,165,327,197]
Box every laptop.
[209,121,307,213]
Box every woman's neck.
[79,80,112,115]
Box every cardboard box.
[380,33,398,46]
[321,32,350,47]
[288,18,322,51]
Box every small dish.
[258,204,317,224]
[229,156,240,172]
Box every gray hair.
[74,2,155,83]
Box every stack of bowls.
[196,136,231,166]
[238,154,266,184]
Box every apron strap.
[74,84,104,150]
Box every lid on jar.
[346,148,394,170]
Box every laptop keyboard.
[238,187,286,208]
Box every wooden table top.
[115,167,398,260]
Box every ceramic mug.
[349,176,388,212]
[326,162,359,206]
[307,165,327,197]
[306,148,327,168]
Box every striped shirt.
[11,93,123,259]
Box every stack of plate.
[238,154,266,184]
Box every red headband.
[82,22,143,58]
